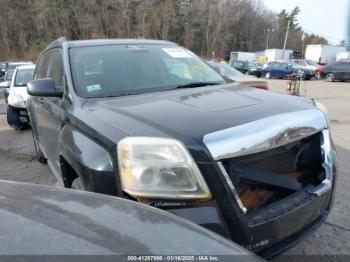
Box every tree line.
[0,0,330,61]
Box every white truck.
[229,51,256,62]
[264,49,293,62]
[305,45,346,64]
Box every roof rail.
[47,37,68,49]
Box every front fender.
[58,125,118,194]
[59,125,113,172]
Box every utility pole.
[301,32,305,59]
[265,29,274,50]
[282,20,291,60]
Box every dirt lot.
[0,79,349,257]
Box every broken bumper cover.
[164,109,336,258]
[163,182,334,259]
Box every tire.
[265,72,271,79]
[6,105,29,130]
[326,73,335,82]
[71,177,85,190]
[32,130,47,164]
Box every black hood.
[83,84,315,160]
[0,180,262,258]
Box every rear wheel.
[326,73,335,82]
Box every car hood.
[13,86,29,101]
[83,84,316,160]
[0,180,260,257]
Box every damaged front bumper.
[163,109,336,258]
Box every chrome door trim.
[203,109,328,160]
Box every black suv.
[27,38,336,258]
[324,61,350,82]
[230,61,262,77]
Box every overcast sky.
[262,0,349,44]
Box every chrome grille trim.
[203,109,328,160]
[307,129,333,196]
[217,162,247,214]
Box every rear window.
[5,70,14,81]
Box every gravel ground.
[0,79,349,259]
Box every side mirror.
[0,81,10,89]
[27,79,63,97]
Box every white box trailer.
[336,51,350,61]
[264,49,293,62]
[305,45,346,64]
[230,51,256,62]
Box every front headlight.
[118,137,212,200]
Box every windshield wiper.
[175,81,222,89]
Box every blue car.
[264,61,315,80]
[263,61,293,79]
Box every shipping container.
[229,51,256,62]
[264,49,293,61]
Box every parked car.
[290,59,320,71]
[7,64,35,130]
[0,180,261,260]
[263,61,293,79]
[314,65,325,79]
[208,62,269,90]
[230,60,263,77]
[0,69,15,103]
[27,38,336,258]
[263,61,315,80]
[0,62,34,102]
[324,61,350,82]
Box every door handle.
[38,97,44,105]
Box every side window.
[36,51,52,79]
[48,50,64,87]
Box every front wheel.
[71,177,85,190]
[7,105,30,130]
[32,130,47,164]
[326,73,335,82]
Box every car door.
[232,61,245,73]
[269,63,281,77]
[30,50,52,147]
[338,63,349,80]
[333,63,345,80]
[345,63,350,80]
[39,49,66,172]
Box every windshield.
[209,63,244,79]
[70,44,224,98]
[14,68,34,86]
[5,70,14,81]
